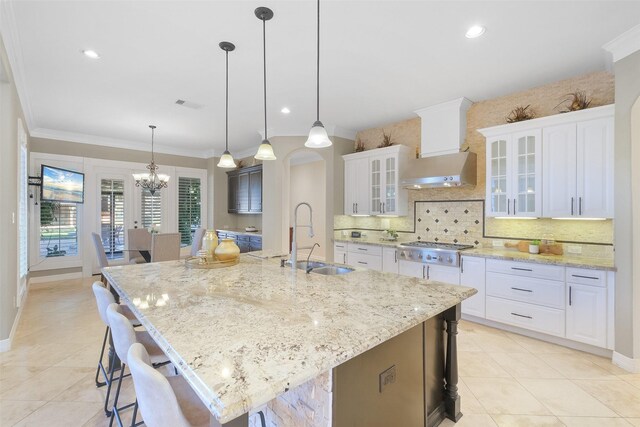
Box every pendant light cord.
[225,49,229,151]
[263,17,268,139]
[316,0,320,122]
[150,126,155,164]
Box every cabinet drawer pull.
[510,312,532,319]
[510,287,533,293]
[571,274,598,280]
[357,261,368,265]
[511,267,533,272]
[357,248,368,251]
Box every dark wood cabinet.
[227,165,262,214]
[215,230,262,253]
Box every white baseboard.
[28,271,83,288]
[0,287,28,352]
[612,351,640,373]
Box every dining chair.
[106,303,170,427]
[190,228,206,257]
[151,233,181,262]
[92,232,110,268]
[128,228,152,264]
[91,283,140,415]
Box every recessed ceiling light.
[465,25,486,39]
[82,50,100,59]
[281,107,290,114]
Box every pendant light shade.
[305,0,332,149]
[217,41,237,169]
[254,7,276,161]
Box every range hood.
[400,97,477,189]
[400,152,477,189]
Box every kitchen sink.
[289,260,328,270]
[311,266,355,276]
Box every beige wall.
[0,35,28,341]
[290,159,326,259]
[30,137,208,169]
[632,97,640,360]
[613,51,640,360]
[346,71,615,245]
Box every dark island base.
[333,304,462,427]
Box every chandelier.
[133,125,170,195]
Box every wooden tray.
[184,256,239,269]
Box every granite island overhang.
[102,255,476,427]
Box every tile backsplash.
[414,200,484,246]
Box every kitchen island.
[102,255,476,427]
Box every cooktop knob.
[447,257,453,263]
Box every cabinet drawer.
[486,259,564,281]
[486,296,565,337]
[249,236,262,244]
[347,243,383,256]
[334,242,347,251]
[486,272,565,309]
[237,235,251,242]
[566,268,606,287]
[334,250,347,265]
[348,252,382,271]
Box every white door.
[334,242,347,265]
[543,124,577,218]
[427,264,460,285]
[576,117,614,218]
[382,247,399,274]
[486,136,510,216]
[511,130,542,217]
[354,158,370,215]
[460,256,486,318]
[97,175,134,268]
[134,186,167,233]
[399,260,425,279]
[566,283,607,348]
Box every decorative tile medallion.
[415,200,484,246]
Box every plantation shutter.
[141,189,162,230]
[100,179,125,258]
[178,177,201,245]
[39,202,78,258]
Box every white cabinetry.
[382,247,399,274]
[543,116,614,218]
[566,268,607,348]
[343,145,411,217]
[344,158,370,215]
[346,242,382,272]
[427,264,460,285]
[334,242,347,265]
[484,130,542,217]
[480,104,614,219]
[398,260,425,279]
[460,256,486,318]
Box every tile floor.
[1,277,639,426]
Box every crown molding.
[0,0,36,131]
[30,127,212,159]
[603,24,640,63]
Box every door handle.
[355,203,358,213]
[571,197,574,215]
[508,199,510,215]
[343,253,346,264]
[427,265,430,280]
[569,286,572,306]
[394,251,397,263]
[579,197,582,215]
[383,202,385,213]
[460,258,464,273]
[422,265,426,279]
[513,198,517,215]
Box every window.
[178,177,201,245]
[101,179,125,259]
[18,142,28,277]
[39,202,78,258]
[141,189,162,231]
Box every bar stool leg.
[95,326,110,387]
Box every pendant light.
[254,7,277,161]
[217,41,238,168]
[304,0,332,148]
[132,125,170,195]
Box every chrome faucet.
[306,243,320,273]
[291,202,314,270]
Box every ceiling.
[2,1,638,158]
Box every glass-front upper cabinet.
[384,156,397,214]
[485,130,541,217]
[370,153,400,215]
[370,157,382,214]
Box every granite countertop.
[102,256,475,423]
[216,228,262,237]
[462,248,616,271]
